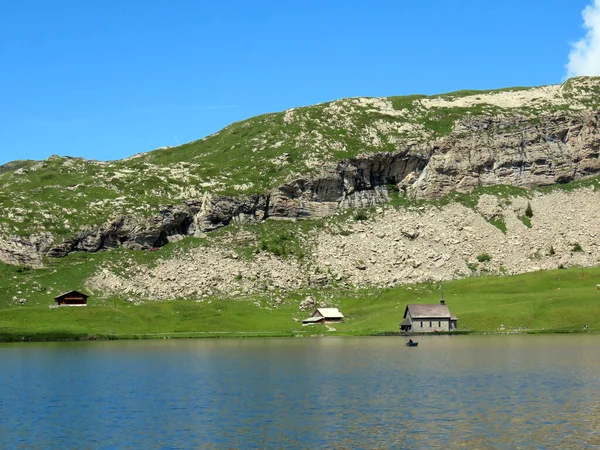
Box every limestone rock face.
[0,233,52,267]
[43,196,269,258]
[406,112,600,199]
[186,194,268,232]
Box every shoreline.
[0,328,595,343]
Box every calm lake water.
[2,335,600,449]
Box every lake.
[1,335,600,449]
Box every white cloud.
[565,0,600,78]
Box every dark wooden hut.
[54,290,89,306]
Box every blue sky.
[1,0,598,165]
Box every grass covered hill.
[1,77,600,339]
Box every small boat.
[406,340,418,347]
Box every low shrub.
[259,232,303,258]
[353,210,368,221]
[476,253,491,263]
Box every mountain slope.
[0,77,599,279]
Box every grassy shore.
[2,264,600,342]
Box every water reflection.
[1,335,600,448]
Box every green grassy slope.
[2,263,600,341]
[2,78,600,340]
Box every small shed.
[54,290,89,306]
[400,295,457,333]
[302,308,344,325]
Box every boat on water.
[406,340,418,347]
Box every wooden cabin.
[302,308,344,325]
[54,290,89,306]
[400,296,457,333]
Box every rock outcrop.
[46,195,269,257]
[0,233,53,268]
[408,111,600,198]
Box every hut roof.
[302,316,325,323]
[313,308,344,319]
[404,304,453,319]
[53,290,89,300]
